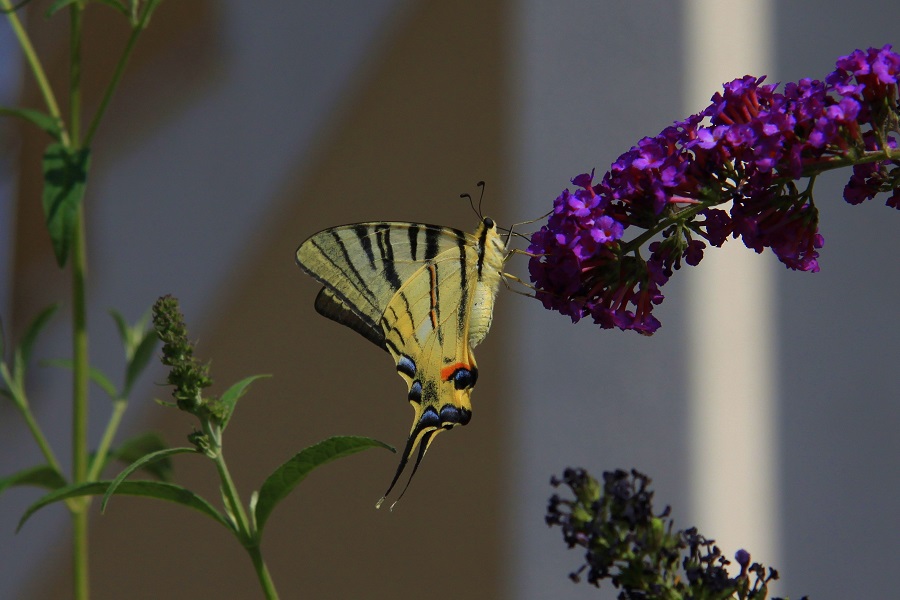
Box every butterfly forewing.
[296,219,505,506]
[297,223,469,343]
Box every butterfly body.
[296,218,505,505]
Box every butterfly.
[296,217,507,508]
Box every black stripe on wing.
[373,224,403,291]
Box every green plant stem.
[212,449,280,599]
[213,450,252,538]
[86,399,127,481]
[71,206,90,600]
[69,3,83,144]
[83,9,150,147]
[0,0,70,146]
[68,4,89,597]
[72,508,89,600]
[247,544,280,600]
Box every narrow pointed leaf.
[138,0,164,27]
[19,304,59,368]
[94,0,128,17]
[254,436,394,533]
[42,358,117,399]
[18,480,229,532]
[0,362,18,397]
[217,374,270,430]
[45,0,78,17]
[108,432,176,481]
[42,144,90,267]
[0,465,67,496]
[102,446,195,510]
[123,330,158,396]
[134,307,152,334]
[109,309,130,350]
[0,0,38,14]
[0,107,62,141]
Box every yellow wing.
[296,219,506,507]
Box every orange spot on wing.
[441,363,469,381]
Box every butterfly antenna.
[460,192,479,220]
[460,181,487,221]
[476,180,486,217]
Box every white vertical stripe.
[684,0,779,568]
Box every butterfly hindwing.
[296,218,506,507]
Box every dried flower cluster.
[547,468,805,599]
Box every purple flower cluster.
[529,45,900,333]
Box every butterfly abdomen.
[468,218,506,348]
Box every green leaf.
[93,0,128,17]
[254,436,394,534]
[136,0,163,27]
[217,374,270,430]
[0,0,38,15]
[0,465,67,496]
[107,433,178,482]
[45,0,78,17]
[18,480,229,532]
[123,329,158,396]
[0,362,22,408]
[109,309,130,350]
[102,446,196,511]
[0,107,63,141]
[18,304,59,369]
[41,143,90,267]
[42,358,117,399]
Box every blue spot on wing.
[397,355,417,378]
[408,380,423,403]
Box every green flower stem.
[67,4,89,598]
[247,544,280,600]
[71,207,90,600]
[83,6,151,147]
[72,507,88,600]
[68,2,83,144]
[86,399,127,482]
[212,449,252,538]
[212,448,280,600]
[621,201,707,255]
[619,145,899,258]
[0,0,70,146]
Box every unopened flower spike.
[152,294,213,415]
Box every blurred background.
[1,1,898,598]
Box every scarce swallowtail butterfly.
[296,217,506,508]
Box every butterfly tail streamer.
[375,425,441,509]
